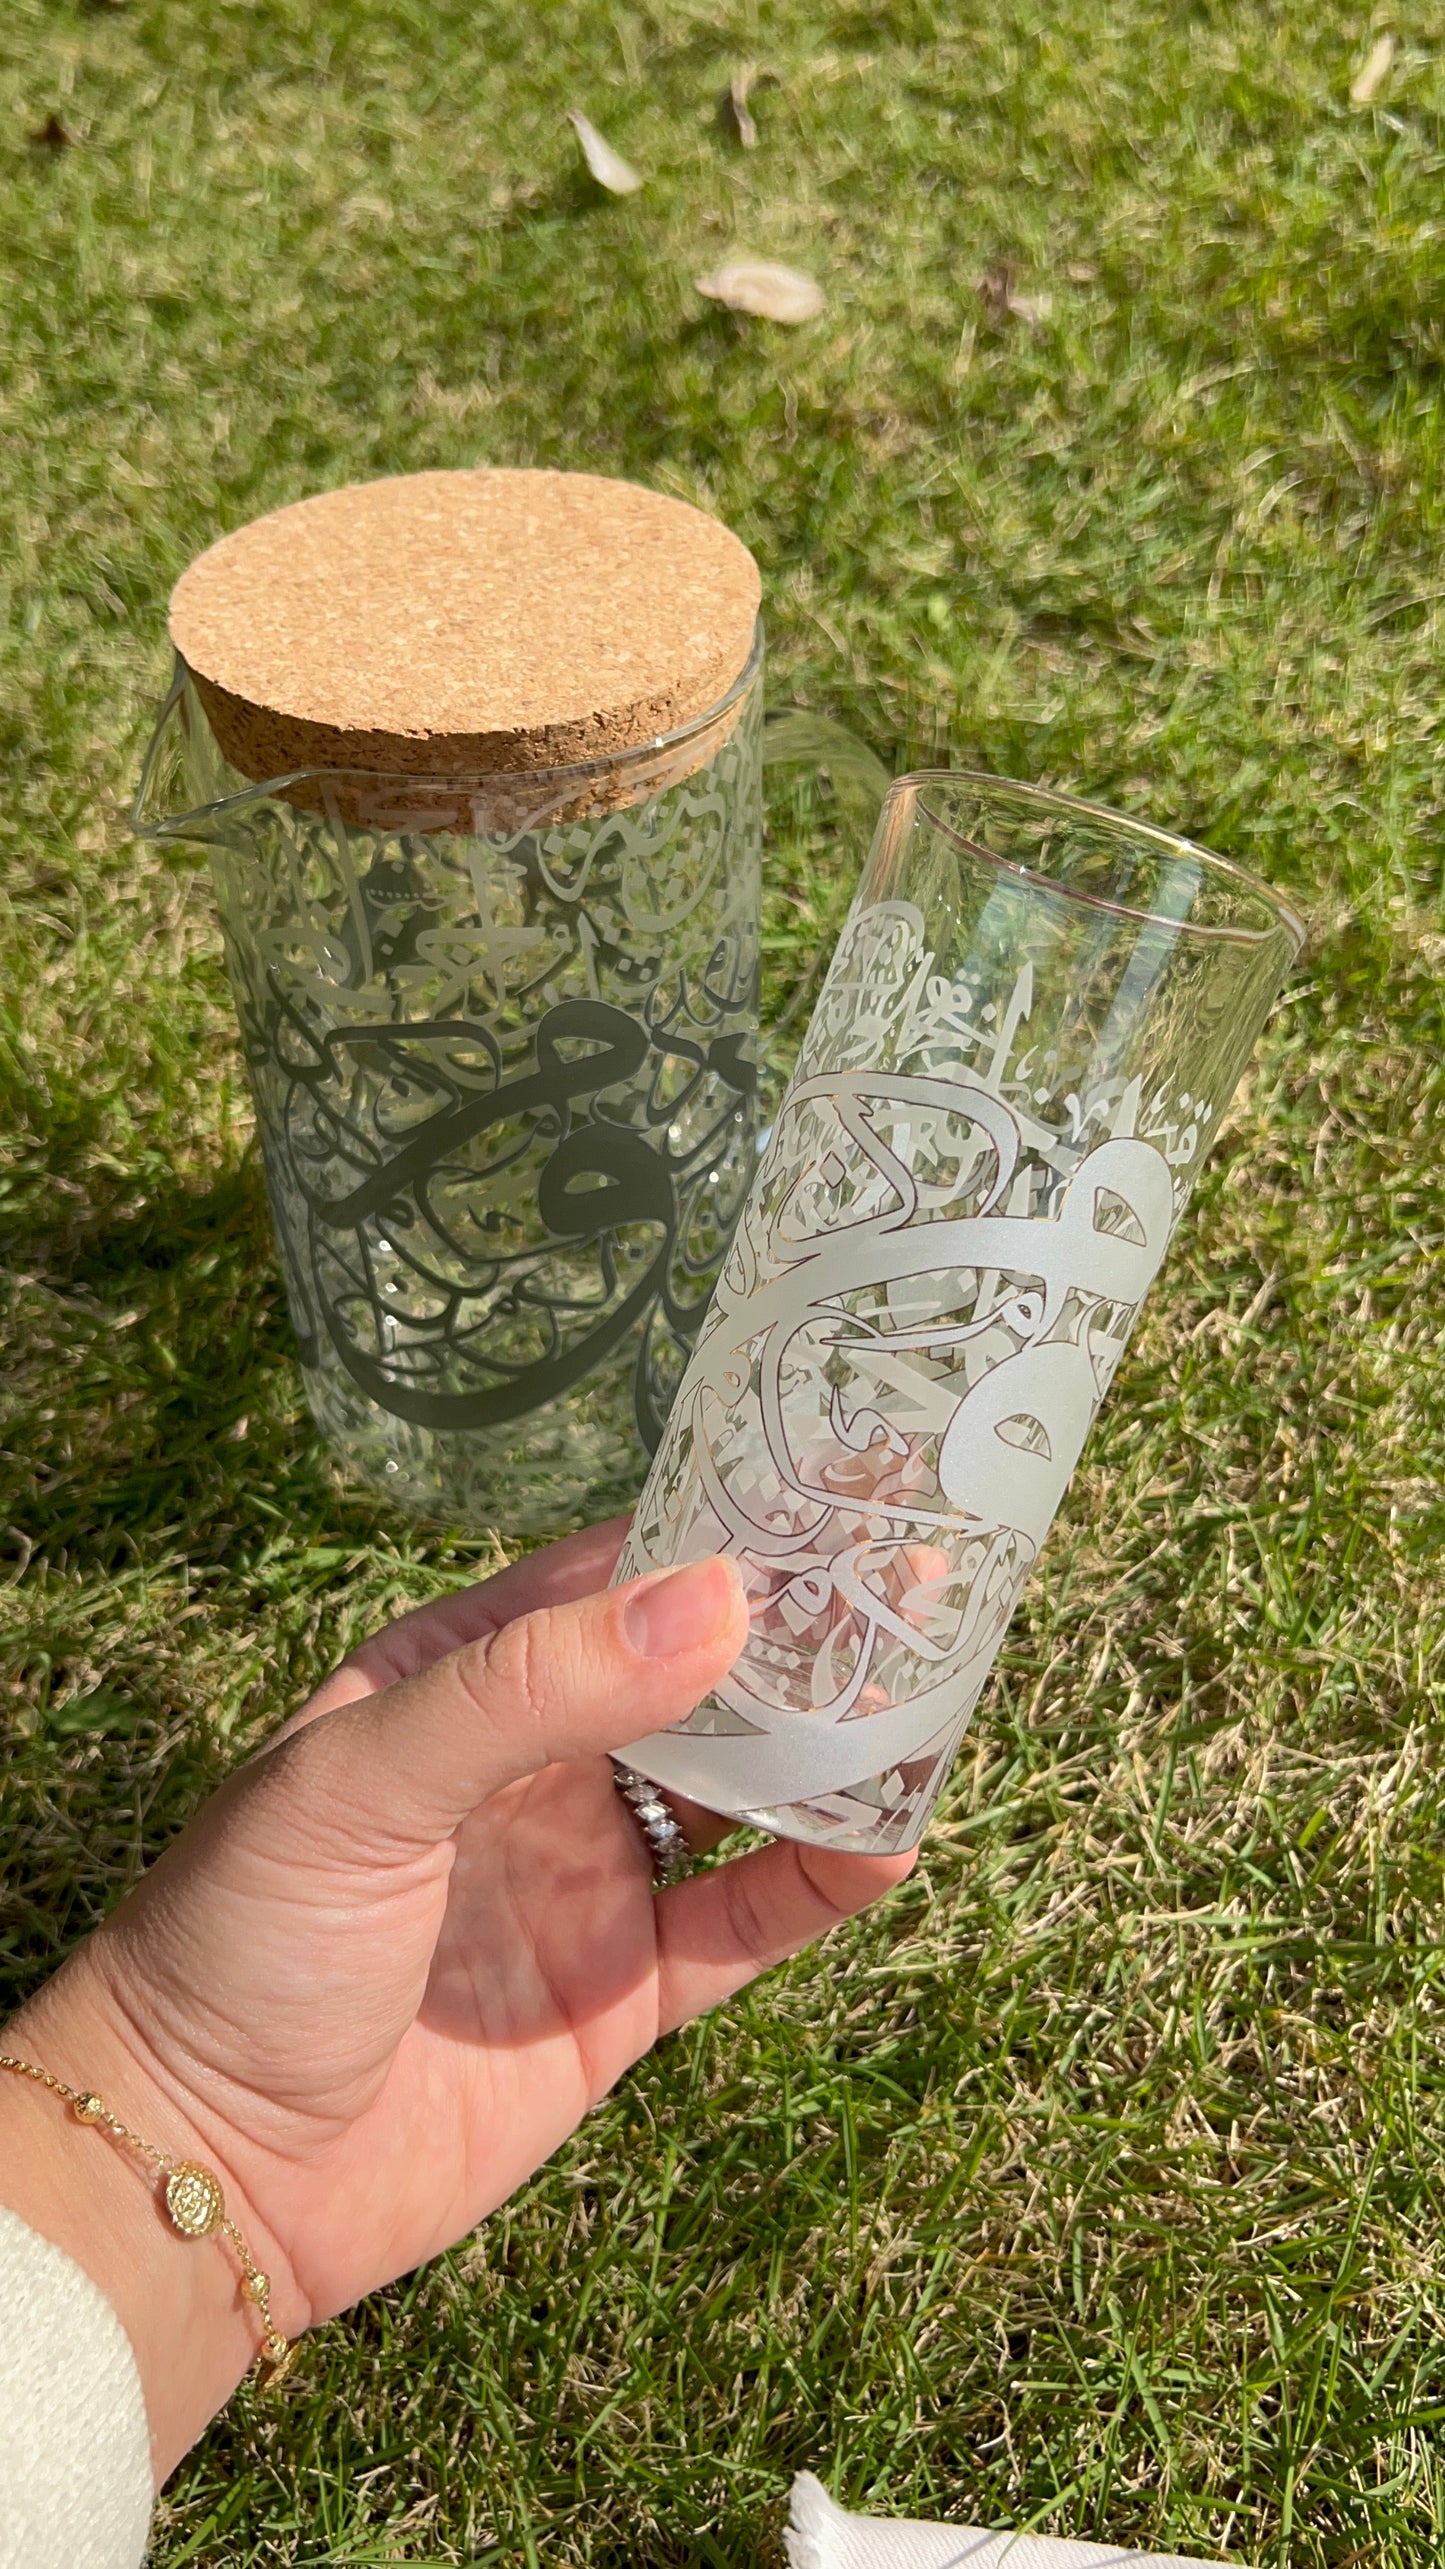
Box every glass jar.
[134,632,886,1533]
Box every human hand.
[1,1522,914,2475]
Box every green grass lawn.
[4,0,1445,2558]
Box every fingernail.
[623,1558,740,1661]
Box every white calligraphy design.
[617,900,1186,1850]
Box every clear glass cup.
[614,772,1306,1852]
[133,632,887,1532]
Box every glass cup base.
[306,1359,650,1536]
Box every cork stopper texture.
[169,469,762,787]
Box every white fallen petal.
[722,66,759,148]
[568,110,644,195]
[695,259,825,323]
[1350,31,1395,103]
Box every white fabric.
[786,2473,1228,2569]
[0,2201,153,2569]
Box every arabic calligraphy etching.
[617,897,1197,1849]
[205,677,762,1518]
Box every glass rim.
[903,769,1307,953]
[133,622,765,837]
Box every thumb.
[261,1556,749,1859]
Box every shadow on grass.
[1,1157,484,2010]
[2,1148,406,1577]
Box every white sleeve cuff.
[0,2200,153,2568]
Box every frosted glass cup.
[615,773,1305,1853]
[133,634,887,1532]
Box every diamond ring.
[611,1760,694,1887]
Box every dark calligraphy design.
[204,686,762,1494]
[269,984,754,1446]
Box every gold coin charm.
[165,2161,225,2237]
[0,2055,292,2387]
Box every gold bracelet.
[0,2051,291,2377]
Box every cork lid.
[168,468,762,790]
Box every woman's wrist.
[0,1963,292,2481]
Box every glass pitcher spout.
[131,658,286,848]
